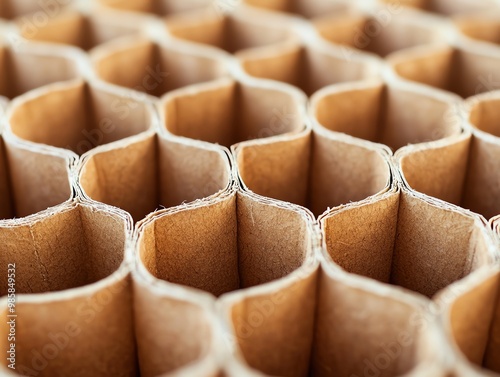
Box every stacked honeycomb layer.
[0,0,500,376]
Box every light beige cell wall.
[0,205,134,377]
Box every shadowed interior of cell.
[162,80,304,147]
[19,11,140,51]
[314,12,442,57]
[380,0,496,16]
[399,97,500,219]
[320,192,500,375]
[167,11,294,54]
[0,45,80,99]
[137,193,311,297]
[93,39,228,97]
[0,205,136,377]
[0,0,75,20]
[312,82,461,151]
[0,137,71,220]
[8,81,152,155]
[455,14,500,46]
[133,281,217,377]
[0,204,127,295]
[236,131,390,217]
[240,44,377,96]
[446,269,500,374]
[244,0,350,19]
[79,135,230,222]
[390,46,500,98]
[225,267,433,377]
[97,0,212,16]
[321,190,492,298]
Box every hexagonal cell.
[166,8,296,54]
[97,0,212,16]
[220,263,441,377]
[0,42,80,100]
[243,0,350,19]
[0,136,72,219]
[137,192,315,297]
[133,277,220,376]
[160,78,305,147]
[319,190,496,298]
[0,203,128,295]
[380,0,497,16]
[239,43,380,96]
[314,10,445,57]
[468,91,500,138]
[0,0,74,20]
[18,10,142,51]
[310,80,462,151]
[79,134,231,222]
[235,129,391,217]
[437,266,500,375]
[388,45,500,98]
[0,203,136,377]
[454,12,500,47]
[397,92,500,220]
[92,37,228,97]
[8,80,155,155]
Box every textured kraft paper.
[133,189,318,375]
[309,78,463,152]
[313,6,447,57]
[396,90,500,220]
[96,0,213,16]
[78,132,232,222]
[242,0,351,19]
[233,125,391,217]
[219,244,448,377]
[90,36,229,97]
[18,8,144,51]
[165,6,298,55]
[237,39,381,96]
[319,185,500,375]
[387,41,500,98]
[0,133,73,219]
[0,201,136,377]
[1,1,500,377]
[132,274,222,377]
[0,40,82,100]
[380,0,498,15]
[319,187,496,298]
[159,77,306,148]
[6,78,156,156]
[454,11,500,46]
[436,265,500,376]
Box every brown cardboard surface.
[310,79,462,151]
[91,36,229,97]
[160,78,305,147]
[19,9,142,50]
[79,133,231,222]
[235,128,391,217]
[239,42,380,96]
[8,80,155,155]
[166,7,297,55]
[314,9,445,57]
